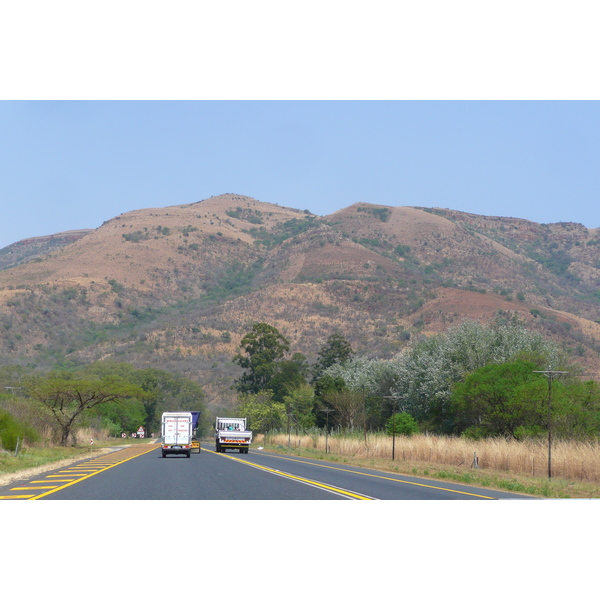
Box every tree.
[387,316,568,427]
[236,391,286,434]
[450,360,550,438]
[268,356,308,402]
[74,361,207,435]
[26,372,145,446]
[87,396,147,437]
[283,384,317,431]
[545,379,600,439]
[312,332,354,382]
[386,412,419,436]
[324,389,365,431]
[132,367,206,433]
[232,323,290,394]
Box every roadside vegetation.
[0,362,208,467]
[257,432,600,498]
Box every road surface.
[0,442,532,500]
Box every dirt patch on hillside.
[415,288,527,326]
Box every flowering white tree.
[386,317,566,420]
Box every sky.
[1,3,600,251]
[1,100,600,249]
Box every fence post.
[14,436,20,457]
[471,451,479,469]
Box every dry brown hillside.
[1,193,599,406]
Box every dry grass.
[262,432,600,497]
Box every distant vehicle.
[161,412,193,458]
[215,417,252,454]
[191,411,202,453]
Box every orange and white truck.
[215,417,252,454]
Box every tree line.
[0,362,207,449]
[231,316,600,441]
[3,312,600,452]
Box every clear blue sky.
[1,100,599,249]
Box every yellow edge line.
[210,449,374,500]
[27,445,159,500]
[252,451,497,500]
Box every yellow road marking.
[209,449,375,500]
[25,444,159,500]
[61,469,98,472]
[11,486,58,490]
[0,495,35,499]
[30,480,69,483]
[237,450,497,500]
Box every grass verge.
[260,441,600,499]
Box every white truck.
[215,417,252,454]
[161,412,193,458]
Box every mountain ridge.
[1,193,599,408]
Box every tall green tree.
[312,332,354,382]
[268,355,308,403]
[232,323,290,394]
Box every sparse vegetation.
[0,193,598,414]
[261,432,600,497]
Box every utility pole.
[533,367,569,478]
[384,394,400,461]
[320,408,335,453]
[286,412,293,450]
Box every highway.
[0,442,532,500]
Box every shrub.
[0,408,40,451]
[386,412,419,436]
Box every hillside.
[1,193,599,408]
[0,229,93,271]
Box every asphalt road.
[0,442,533,500]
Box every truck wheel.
[186,451,191,458]
[162,451,167,458]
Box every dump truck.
[215,416,252,453]
[161,412,193,458]
[190,411,201,453]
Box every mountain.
[0,229,93,271]
[1,193,599,408]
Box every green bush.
[386,412,419,436]
[0,409,40,451]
